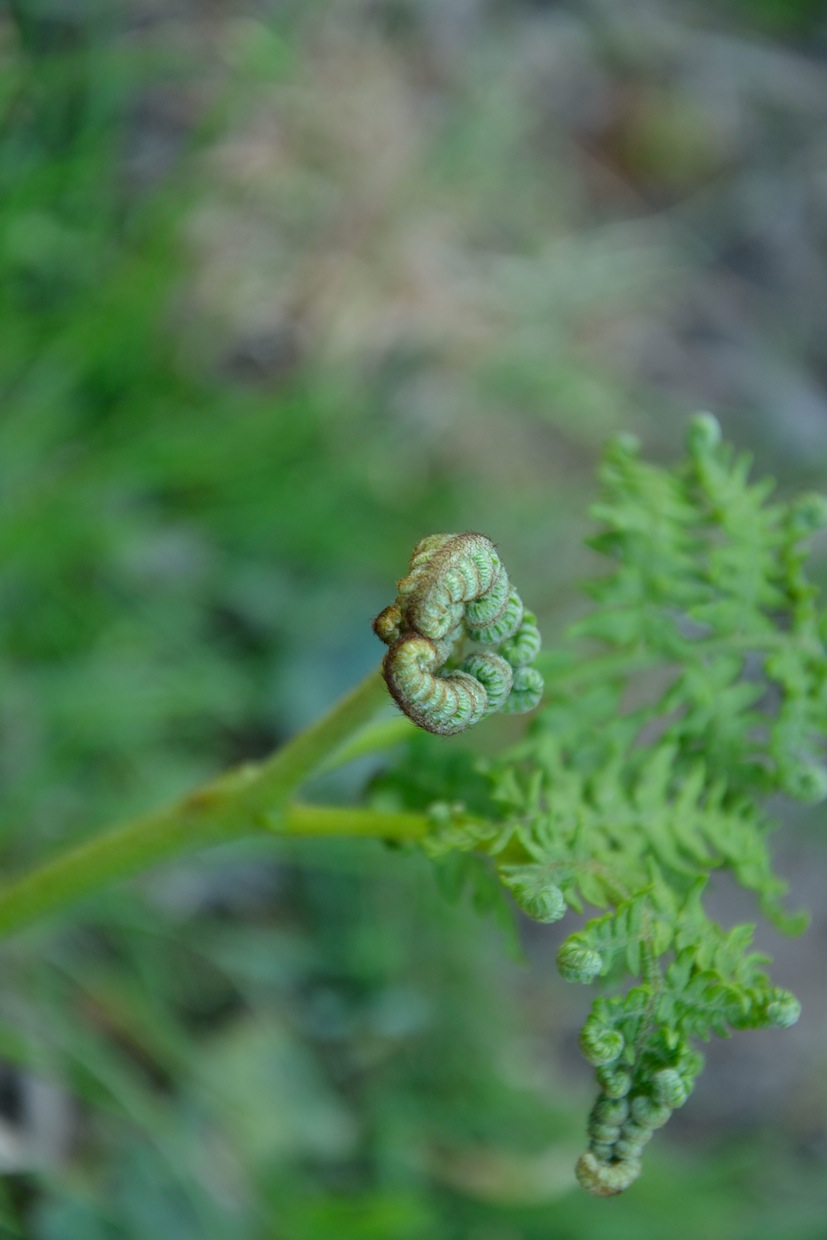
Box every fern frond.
[414,415,827,1195]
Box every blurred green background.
[2,0,827,1235]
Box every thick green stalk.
[237,665,390,811]
[0,804,430,938]
[0,667,407,938]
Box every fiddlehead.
[374,533,544,736]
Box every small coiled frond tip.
[575,1151,641,1197]
[374,533,544,736]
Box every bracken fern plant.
[2,415,825,1197]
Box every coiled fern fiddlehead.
[373,533,544,735]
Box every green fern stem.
[0,803,430,938]
[0,668,428,938]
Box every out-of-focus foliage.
[727,0,826,37]
[1,0,827,1235]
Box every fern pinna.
[381,416,827,1196]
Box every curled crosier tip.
[373,533,544,736]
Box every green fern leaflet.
[415,415,827,1196]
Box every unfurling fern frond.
[373,533,544,735]
[406,416,827,1196]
